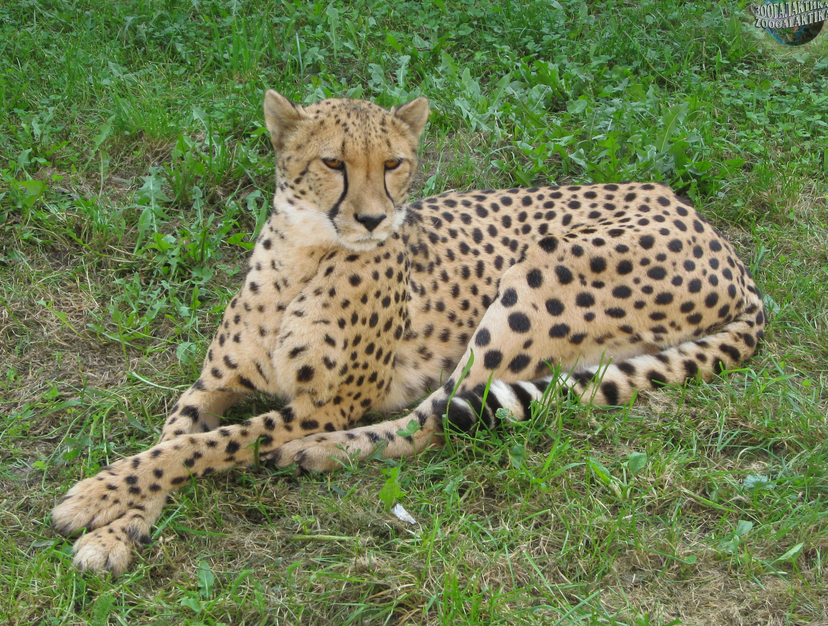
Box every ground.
[1,0,828,624]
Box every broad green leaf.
[567,99,588,114]
[627,452,648,475]
[396,419,420,438]
[775,542,803,563]
[93,116,115,148]
[743,474,774,490]
[510,444,526,468]
[227,232,255,249]
[378,466,402,509]
[197,559,216,599]
[385,34,402,52]
[180,595,202,612]
[735,520,753,537]
[91,592,115,626]
[15,179,48,208]
[176,341,199,366]
[589,457,612,485]
[657,101,689,152]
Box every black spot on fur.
[617,362,636,376]
[484,350,503,369]
[576,292,595,308]
[508,312,531,333]
[720,344,741,362]
[555,265,574,285]
[508,354,531,373]
[539,237,558,252]
[510,383,534,415]
[527,269,543,288]
[549,323,570,338]
[601,381,620,405]
[647,370,668,388]
[501,288,518,307]
[546,298,565,316]
[297,365,315,382]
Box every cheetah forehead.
[286,98,420,160]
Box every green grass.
[2,0,828,623]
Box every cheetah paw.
[71,514,153,576]
[264,436,355,473]
[52,469,140,537]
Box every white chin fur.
[341,208,405,251]
[275,198,401,252]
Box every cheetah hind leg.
[271,303,767,472]
[267,370,549,473]
[271,331,754,473]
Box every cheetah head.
[264,91,430,251]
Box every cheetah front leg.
[158,297,281,441]
[51,394,363,575]
[158,382,245,442]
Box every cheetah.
[52,90,766,575]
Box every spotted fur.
[52,91,766,575]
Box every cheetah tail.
[437,292,767,429]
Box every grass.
[1,0,828,623]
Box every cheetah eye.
[384,159,402,170]
[322,158,345,170]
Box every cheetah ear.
[263,90,307,151]
[392,97,430,140]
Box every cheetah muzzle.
[52,89,766,575]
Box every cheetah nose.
[355,214,386,232]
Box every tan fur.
[52,91,766,575]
